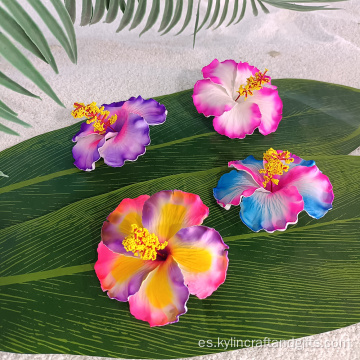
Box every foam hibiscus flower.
[213,148,334,232]
[71,96,167,171]
[95,190,229,327]
[193,59,283,139]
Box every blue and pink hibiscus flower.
[71,96,167,171]
[214,148,334,233]
[193,59,283,139]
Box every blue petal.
[213,170,260,209]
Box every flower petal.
[279,165,334,219]
[233,62,259,98]
[202,59,237,97]
[72,133,105,171]
[102,195,150,254]
[228,155,264,186]
[129,256,189,327]
[249,87,283,136]
[72,121,97,142]
[213,102,262,139]
[99,113,150,167]
[169,226,228,299]
[95,242,159,302]
[213,169,261,209]
[142,190,209,243]
[193,79,236,117]
[290,153,315,170]
[104,96,167,126]
[240,187,304,232]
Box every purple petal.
[72,133,105,171]
[72,121,97,142]
[103,96,167,126]
[99,113,150,167]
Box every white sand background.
[1,0,360,359]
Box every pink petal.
[250,87,283,135]
[213,102,262,139]
[240,186,304,232]
[169,226,228,299]
[129,256,189,327]
[95,242,159,302]
[228,155,265,186]
[193,79,236,117]
[142,190,209,244]
[102,195,150,254]
[202,59,238,97]
[278,165,334,219]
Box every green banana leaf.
[0,79,359,358]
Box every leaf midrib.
[1,217,359,287]
[0,132,216,195]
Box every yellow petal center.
[236,69,270,100]
[122,224,168,261]
[259,148,294,188]
[71,102,117,134]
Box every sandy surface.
[1,0,360,359]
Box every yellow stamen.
[236,69,270,100]
[122,224,168,261]
[259,148,294,188]
[71,102,117,135]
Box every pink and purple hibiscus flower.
[95,190,229,327]
[193,59,282,139]
[213,149,334,233]
[71,96,167,171]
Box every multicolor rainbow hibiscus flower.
[213,149,334,232]
[95,190,229,327]
[71,96,167,171]
[193,59,282,139]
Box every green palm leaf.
[75,0,348,37]
[64,0,76,23]
[90,0,106,24]
[0,71,40,99]
[226,0,238,26]
[105,0,120,23]
[0,32,64,107]
[162,0,183,35]
[158,0,174,32]
[140,0,160,36]
[27,0,76,63]
[0,6,47,63]
[0,79,359,358]
[2,0,58,73]
[0,0,78,135]
[0,99,18,116]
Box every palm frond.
[71,0,348,37]
[0,0,77,135]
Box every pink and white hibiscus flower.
[213,148,334,233]
[95,190,229,327]
[193,59,283,139]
